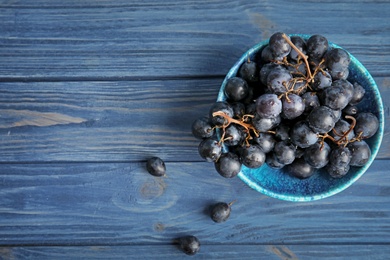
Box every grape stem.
[282,33,313,80]
[318,115,360,149]
[228,200,237,207]
[212,111,260,146]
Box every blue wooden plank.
[0,78,389,162]
[0,160,389,246]
[0,0,389,256]
[1,245,390,259]
[0,1,388,79]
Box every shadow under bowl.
[217,34,384,202]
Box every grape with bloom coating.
[224,77,249,102]
[348,140,371,167]
[354,112,379,139]
[269,32,291,59]
[274,141,296,165]
[308,106,338,134]
[267,67,292,94]
[252,113,281,132]
[224,124,245,146]
[256,94,282,118]
[306,34,328,61]
[282,94,305,120]
[290,121,318,148]
[198,138,222,162]
[325,48,351,74]
[215,152,242,178]
[254,133,276,153]
[191,116,214,139]
[210,202,233,223]
[239,144,266,168]
[287,158,315,179]
[326,163,350,179]
[178,236,200,255]
[146,157,166,177]
[238,59,259,82]
[304,142,330,169]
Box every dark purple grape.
[274,123,290,141]
[312,70,332,91]
[274,141,296,165]
[261,45,280,62]
[266,152,285,169]
[198,138,222,162]
[267,67,292,94]
[252,114,281,132]
[191,116,215,139]
[289,36,306,61]
[308,106,338,134]
[260,63,281,85]
[329,147,352,167]
[269,32,291,59]
[326,163,350,179]
[325,48,351,74]
[320,80,353,110]
[214,152,242,178]
[239,144,266,168]
[282,94,305,120]
[306,35,328,61]
[330,119,355,142]
[304,142,330,168]
[239,59,259,82]
[209,101,234,126]
[255,93,282,118]
[210,202,233,223]
[224,77,249,102]
[333,79,354,98]
[290,121,319,148]
[302,92,320,114]
[347,140,371,167]
[223,124,245,146]
[178,236,200,255]
[253,133,276,153]
[287,158,315,179]
[146,157,166,177]
[354,112,379,139]
[350,82,366,105]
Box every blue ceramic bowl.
[217,34,384,202]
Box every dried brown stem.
[334,115,356,145]
[282,33,313,80]
[212,111,260,146]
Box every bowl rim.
[217,34,385,202]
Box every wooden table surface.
[1,1,389,259]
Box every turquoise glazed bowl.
[217,34,384,202]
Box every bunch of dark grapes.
[192,32,379,180]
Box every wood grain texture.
[1,245,390,260]
[0,0,388,79]
[0,160,389,246]
[0,78,389,162]
[1,0,390,257]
